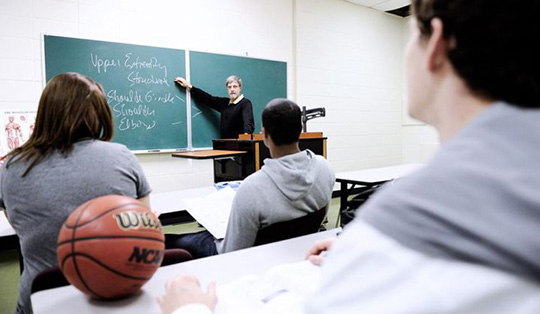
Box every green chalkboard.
[43,36,288,151]
[44,35,187,151]
[189,51,287,148]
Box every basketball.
[57,195,164,300]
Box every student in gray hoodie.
[165,98,335,258]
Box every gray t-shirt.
[360,102,540,279]
[0,140,151,314]
[217,149,335,253]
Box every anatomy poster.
[0,110,37,166]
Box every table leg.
[337,182,351,228]
[340,182,348,212]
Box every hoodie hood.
[262,149,319,201]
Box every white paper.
[215,260,322,314]
[184,187,236,239]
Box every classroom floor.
[0,198,341,314]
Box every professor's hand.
[305,237,336,266]
[157,275,217,314]
[174,77,192,90]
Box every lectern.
[172,132,327,183]
[212,132,327,183]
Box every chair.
[161,248,193,266]
[253,205,328,246]
[31,266,69,294]
[339,184,382,228]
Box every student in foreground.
[165,98,335,258]
[158,0,540,312]
[0,73,152,314]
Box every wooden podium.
[172,132,327,183]
[212,132,326,183]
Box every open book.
[183,187,236,239]
[215,260,322,314]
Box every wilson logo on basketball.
[128,246,163,264]
[113,211,162,231]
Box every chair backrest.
[31,266,69,294]
[254,205,328,246]
[160,248,193,267]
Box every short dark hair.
[262,98,302,146]
[412,0,540,108]
[6,72,114,176]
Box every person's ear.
[425,18,449,72]
[261,126,273,150]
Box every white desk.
[31,228,340,314]
[0,213,18,251]
[0,214,20,273]
[151,186,216,214]
[335,163,424,212]
[0,213,16,237]
[151,186,216,225]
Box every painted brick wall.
[0,0,293,192]
[296,0,411,172]
[0,0,436,193]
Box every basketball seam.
[70,199,100,299]
[63,202,151,229]
[57,235,164,247]
[60,252,153,281]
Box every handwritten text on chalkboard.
[44,35,188,150]
[91,53,184,132]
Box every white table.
[0,213,16,237]
[335,163,424,213]
[31,228,340,314]
[0,213,17,250]
[0,213,21,272]
[151,186,216,225]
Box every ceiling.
[344,0,411,17]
